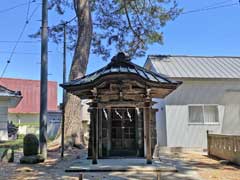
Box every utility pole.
[61,23,67,158]
[40,0,48,159]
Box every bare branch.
[123,0,144,45]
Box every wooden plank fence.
[207,131,240,165]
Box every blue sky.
[0,0,240,104]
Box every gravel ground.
[0,148,239,180]
[162,152,240,180]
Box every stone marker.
[23,134,39,156]
[20,134,44,164]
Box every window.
[188,105,219,124]
[189,106,204,123]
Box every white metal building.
[0,85,22,141]
[145,55,240,149]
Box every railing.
[207,131,240,165]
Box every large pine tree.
[35,0,181,147]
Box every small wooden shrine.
[61,52,181,164]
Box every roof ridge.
[0,77,57,83]
[148,55,240,59]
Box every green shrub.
[23,134,39,156]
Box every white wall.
[156,79,240,149]
[9,112,62,138]
[153,98,167,146]
[165,105,224,148]
[221,92,240,135]
[47,111,62,138]
[0,106,8,141]
[8,113,39,124]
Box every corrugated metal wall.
[0,78,58,113]
[165,105,224,148]
[155,79,240,148]
[221,92,240,135]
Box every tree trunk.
[64,0,92,147]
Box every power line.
[66,16,77,24]
[182,2,240,15]
[0,40,40,44]
[0,4,40,79]
[7,5,39,61]
[202,0,233,9]
[0,51,55,55]
[58,15,77,27]
[0,40,58,44]
[0,0,36,14]
[0,16,77,45]
[26,0,32,23]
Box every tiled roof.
[146,55,240,79]
[63,53,179,87]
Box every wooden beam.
[98,101,145,108]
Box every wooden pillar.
[135,108,139,156]
[207,130,210,156]
[89,101,98,164]
[98,108,103,158]
[136,108,144,157]
[106,108,111,156]
[144,100,152,164]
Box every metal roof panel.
[147,55,240,78]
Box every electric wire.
[0,40,40,44]
[0,4,40,79]
[0,40,58,44]
[66,16,77,24]
[182,1,240,15]
[0,51,57,55]
[0,1,239,78]
[0,0,36,14]
[26,0,32,23]
[201,0,234,9]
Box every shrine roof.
[61,53,181,89]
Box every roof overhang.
[0,85,22,108]
[61,53,182,100]
[0,95,22,108]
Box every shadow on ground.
[1,149,239,180]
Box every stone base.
[20,154,44,164]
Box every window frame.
[188,104,220,125]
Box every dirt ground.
[167,152,240,180]
[0,148,240,180]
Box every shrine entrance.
[110,108,136,156]
[61,52,181,164]
[99,107,144,158]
